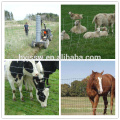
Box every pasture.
[61,97,115,115]
[61,5,115,59]
[5,70,59,115]
[5,20,59,59]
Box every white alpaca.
[83,28,100,39]
[61,30,70,40]
[68,11,83,20]
[70,20,87,34]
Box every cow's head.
[23,61,39,77]
[33,78,49,107]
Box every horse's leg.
[89,97,94,108]
[93,95,99,115]
[103,96,108,115]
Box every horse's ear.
[92,70,94,74]
[101,70,104,75]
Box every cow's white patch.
[98,77,103,94]
[36,88,49,107]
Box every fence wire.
[61,16,115,59]
[61,78,115,115]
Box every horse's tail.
[111,76,115,97]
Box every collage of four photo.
[1,0,119,119]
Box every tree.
[5,10,14,20]
[61,84,70,97]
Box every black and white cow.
[5,61,39,101]
[41,61,59,85]
[24,61,49,107]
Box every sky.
[3,2,60,20]
[61,61,115,84]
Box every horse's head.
[90,70,104,94]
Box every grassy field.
[5,20,59,59]
[61,97,115,115]
[61,5,115,59]
[5,70,59,115]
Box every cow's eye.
[40,72,43,74]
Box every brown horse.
[86,70,115,115]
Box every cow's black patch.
[33,77,46,102]
[10,61,24,81]
[41,61,59,85]
[23,61,33,73]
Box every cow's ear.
[101,70,104,75]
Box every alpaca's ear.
[101,70,104,75]
[92,70,94,74]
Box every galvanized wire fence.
[61,16,115,59]
[5,69,59,115]
[61,78,115,115]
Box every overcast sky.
[61,61,115,84]
[3,2,60,20]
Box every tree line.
[25,13,59,22]
[61,76,90,97]
[5,10,14,20]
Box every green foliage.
[25,13,59,22]
[61,5,115,59]
[5,10,14,20]
[61,77,89,97]
[61,84,70,97]
[5,70,59,115]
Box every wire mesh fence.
[5,70,59,115]
[61,15,115,59]
[5,20,59,59]
[61,78,115,115]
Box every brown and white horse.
[86,70,115,115]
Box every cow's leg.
[29,85,33,100]
[18,81,24,101]
[103,96,108,115]
[25,80,28,91]
[93,95,99,115]
[9,80,16,101]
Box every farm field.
[5,20,59,59]
[5,70,59,115]
[61,5,115,59]
[61,97,115,115]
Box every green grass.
[5,20,59,59]
[61,97,115,115]
[5,70,59,115]
[61,5,115,59]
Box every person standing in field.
[24,22,29,36]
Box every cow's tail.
[92,16,97,24]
